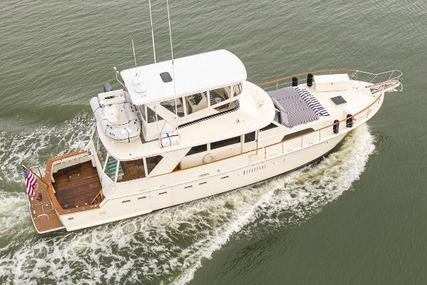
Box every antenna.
[166,0,178,122]
[131,38,137,67]
[166,0,175,63]
[148,0,157,63]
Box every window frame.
[187,144,208,156]
[210,136,241,150]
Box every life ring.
[203,153,214,163]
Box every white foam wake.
[0,124,375,285]
[0,113,94,183]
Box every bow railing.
[260,69,403,93]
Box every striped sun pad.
[267,87,329,128]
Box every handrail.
[259,69,356,89]
[260,69,403,92]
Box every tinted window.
[186,92,208,114]
[233,84,242,96]
[244,132,256,143]
[187,144,207,156]
[146,155,163,174]
[210,87,231,106]
[95,135,107,168]
[211,136,241,150]
[104,156,118,180]
[117,159,145,182]
[282,128,315,141]
[260,123,278,132]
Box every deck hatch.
[160,72,173,83]
[331,96,347,105]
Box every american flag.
[23,167,37,197]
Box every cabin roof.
[120,49,247,105]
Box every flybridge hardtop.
[121,49,248,106]
[22,47,402,234]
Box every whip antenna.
[148,0,157,63]
[166,0,175,63]
[131,38,137,67]
[166,0,178,122]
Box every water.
[0,0,426,284]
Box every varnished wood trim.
[259,69,356,88]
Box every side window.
[104,155,118,180]
[260,123,278,132]
[147,107,157,123]
[176,97,185,117]
[186,92,208,114]
[140,105,147,122]
[146,155,163,174]
[117,159,146,182]
[159,98,185,117]
[211,136,241,150]
[95,135,107,168]
[187,144,207,156]
[210,87,231,106]
[147,107,163,123]
[244,132,256,143]
[160,99,177,113]
[233,83,242,96]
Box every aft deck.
[28,179,64,234]
[53,161,102,209]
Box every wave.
[0,124,375,285]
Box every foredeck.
[53,161,102,209]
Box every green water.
[0,0,426,284]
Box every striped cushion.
[295,87,330,117]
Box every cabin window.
[147,107,157,123]
[244,132,256,143]
[233,83,242,96]
[146,155,163,174]
[274,109,281,124]
[160,98,185,117]
[211,136,241,150]
[140,105,147,122]
[147,107,163,123]
[95,136,107,168]
[187,144,207,156]
[210,87,231,106]
[260,123,278,132]
[176,98,185,117]
[282,128,315,141]
[186,92,208,114]
[104,155,119,180]
[117,159,146,182]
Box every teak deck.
[53,161,102,209]
[28,179,64,233]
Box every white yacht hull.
[60,132,346,231]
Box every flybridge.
[120,50,247,106]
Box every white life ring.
[203,153,214,163]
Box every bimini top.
[120,49,247,105]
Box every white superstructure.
[25,50,402,233]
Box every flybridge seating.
[119,50,247,141]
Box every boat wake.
[0,113,94,183]
[0,116,375,285]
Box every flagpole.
[21,163,48,187]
